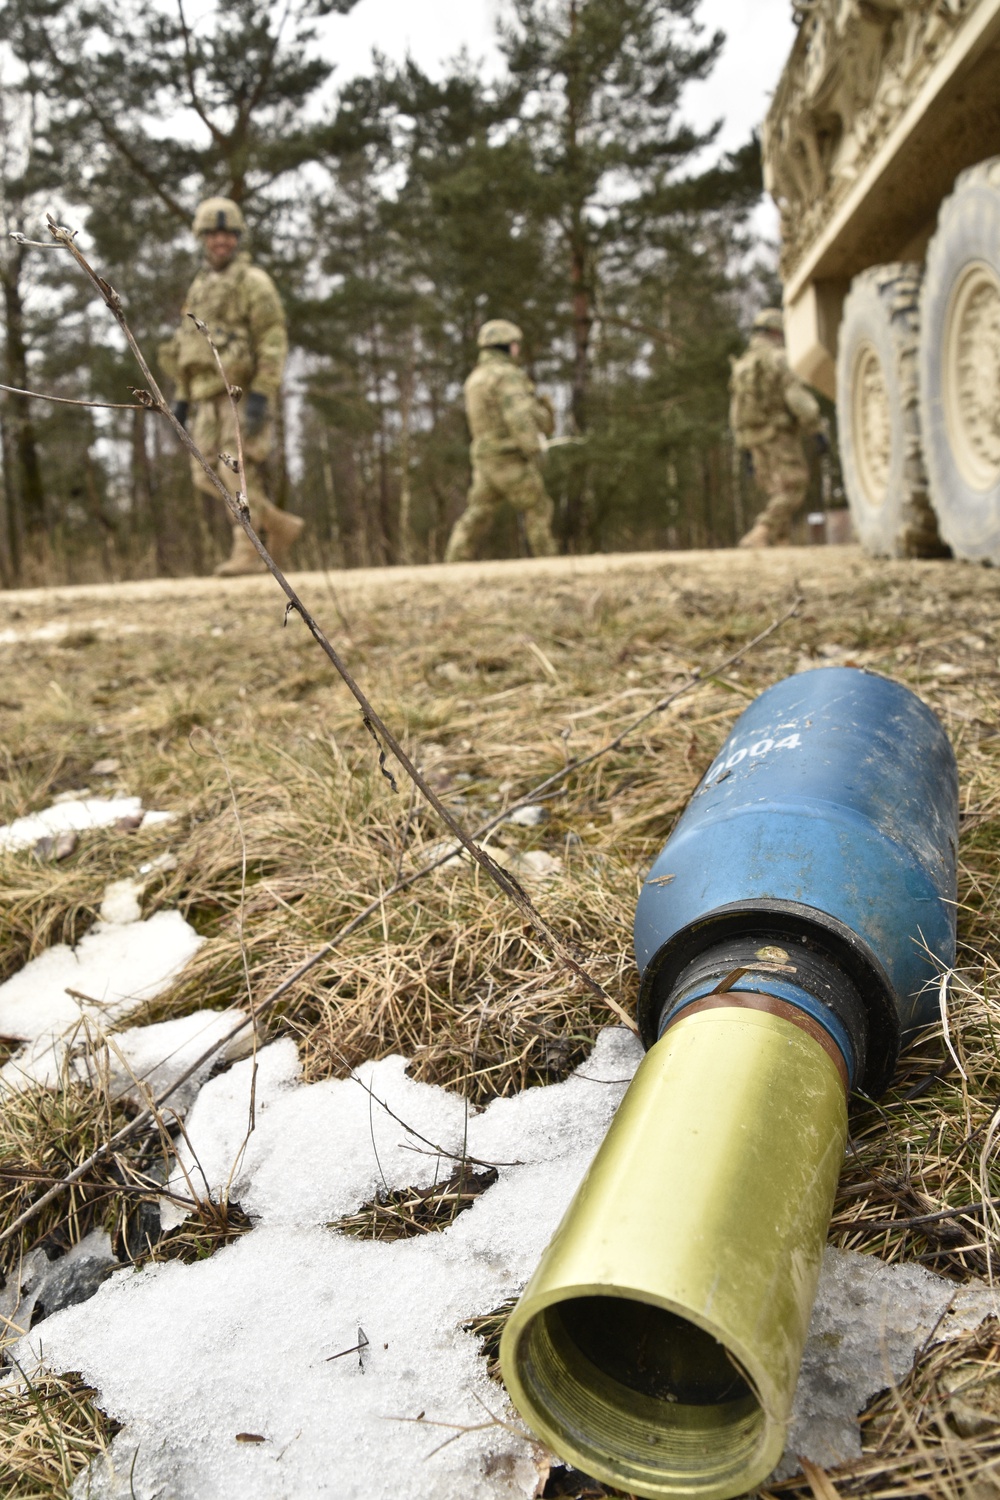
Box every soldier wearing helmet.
[159,196,305,575]
[444,318,558,562]
[729,306,821,548]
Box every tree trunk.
[562,0,592,550]
[1,244,45,538]
[319,425,341,563]
[397,340,415,564]
[367,324,393,566]
[0,408,19,583]
[84,443,116,579]
[132,406,171,574]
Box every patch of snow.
[0,797,145,852]
[417,838,468,870]
[0,619,148,646]
[159,1039,303,1230]
[140,810,176,829]
[28,1030,639,1499]
[0,796,177,852]
[506,805,546,827]
[159,1046,482,1232]
[512,850,561,879]
[81,1008,253,1117]
[420,842,563,881]
[16,1028,998,1500]
[0,911,205,1091]
[99,878,144,925]
[780,1245,998,1474]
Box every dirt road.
[0,542,960,640]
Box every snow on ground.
[83,1007,253,1117]
[13,1028,997,1500]
[0,794,175,852]
[0,850,204,1089]
[159,1042,476,1231]
[21,1032,639,1500]
[0,619,150,646]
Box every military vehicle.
[763,0,1000,560]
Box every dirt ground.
[5,542,1000,1498]
[0,542,896,616]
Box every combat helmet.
[477,318,523,349]
[192,197,247,237]
[752,307,785,334]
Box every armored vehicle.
[763,0,1000,560]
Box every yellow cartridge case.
[499,1003,848,1499]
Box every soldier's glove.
[244,391,269,437]
[171,399,189,429]
[741,449,754,477]
[814,429,830,455]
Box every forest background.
[0,0,790,586]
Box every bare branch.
[0,590,800,1251]
[0,380,150,411]
[0,224,804,1248]
[7,232,67,251]
[174,290,627,1024]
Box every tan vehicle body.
[764,0,1000,560]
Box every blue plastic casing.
[634,667,958,1095]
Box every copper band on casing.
[662,991,850,1094]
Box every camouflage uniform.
[730,310,820,546]
[160,198,303,573]
[445,321,557,563]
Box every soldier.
[445,319,557,563]
[160,197,305,576]
[729,307,822,548]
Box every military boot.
[738,519,774,549]
[215,526,267,576]
[260,501,306,569]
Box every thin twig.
[47,221,624,1026]
[833,1197,1000,1231]
[2,224,803,1246]
[44,217,252,525]
[0,381,149,410]
[0,593,799,1247]
[342,1058,521,1173]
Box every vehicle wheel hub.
[943,261,1000,491]
[851,342,891,508]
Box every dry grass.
[0,1365,118,1498]
[4,549,1000,1495]
[332,1162,499,1241]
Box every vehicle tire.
[920,157,1000,563]
[836,265,946,557]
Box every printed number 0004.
[707,731,803,781]
[726,731,802,766]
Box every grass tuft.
[331,1162,498,1241]
[0,1366,118,1498]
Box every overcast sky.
[324,0,798,165]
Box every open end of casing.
[500,1006,849,1500]
[510,1294,766,1495]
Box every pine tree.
[0,0,361,578]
